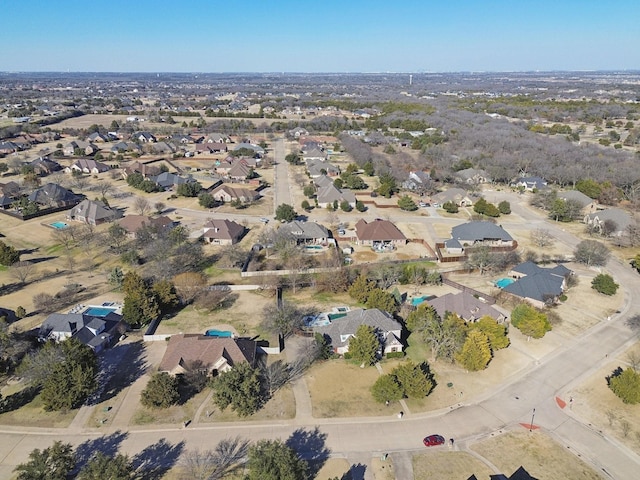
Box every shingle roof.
[315,308,401,349]
[316,184,355,205]
[557,190,593,207]
[428,292,504,322]
[277,220,328,241]
[203,219,245,240]
[158,334,257,372]
[451,221,513,242]
[355,218,407,242]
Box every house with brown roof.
[227,161,251,180]
[432,187,475,207]
[355,218,407,248]
[63,141,99,157]
[210,184,260,204]
[427,292,507,324]
[65,158,109,174]
[118,215,174,239]
[158,334,257,376]
[316,184,356,209]
[68,199,122,225]
[121,161,161,179]
[202,219,246,245]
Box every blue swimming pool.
[205,329,233,337]
[84,307,117,317]
[495,278,515,288]
[412,296,428,306]
[50,221,69,229]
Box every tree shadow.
[606,366,623,385]
[75,430,129,469]
[132,438,185,480]
[0,386,40,414]
[88,341,147,405]
[285,427,330,478]
[345,463,367,480]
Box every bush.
[141,372,180,408]
[385,351,405,359]
[591,273,619,296]
[343,352,353,360]
[609,368,640,404]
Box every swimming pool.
[495,277,515,288]
[412,296,428,306]
[205,329,233,337]
[50,221,69,229]
[84,307,117,317]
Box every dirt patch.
[371,456,395,479]
[413,451,493,480]
[569,341,640,455]
[471,430,601,479]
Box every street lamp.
[530,408,536,432]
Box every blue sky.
[3,0,638,72]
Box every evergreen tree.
[456,330,493,371]
[348,325,379,365]
[371,374,403,403]
[14,441,76,480]
[141,372,180,408]
[511,304,551,339]
[211,362,262,416]
[246,439,308,480]
[469,316,510,350]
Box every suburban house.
[111,141,142,154]
[202,219,246,245]
[122,161,161,179]
[432,188,475,207]
[288,127,309,138]
[427,291,507,324]
[233,143,264,157]
[65,158,110,174]
[306,158,340,178]
[512,176,547,191]
[150,172,195,190]
[584,208,633,237]
[316,184,356,209]
[132,131,157,143]
[313,174,334,189]
[277,220,330,245]
[557,190,598,215]
[39,311,127,353]
[209,184,260,203]
[196,142,228,154]
[151,141,177,155]
[27,183,83,208]
[63,141,99,156]
[402,170,431,191]
[314,308,403,356]
[502,261,572,308]
[446,221,514,253]
[302,148,328,162]
[158,334,257,376]
[68,199,122,225]
[355,218,407,248]
[87,132,113,143]
[227,161,252,181]
[29,157,62,176]
[204,133,230,144]
[454,168,492,185]
[118,215,174,239]
[0,181,21,209]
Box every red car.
[423,434,445,447]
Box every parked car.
[423,434,445,447]
[259,217,269,223]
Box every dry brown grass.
[413,451,493,480]
[0,386,77,428]
[471,430,601,480]
[131,388,211,426]
[315,458,352,480]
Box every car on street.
[423,434,445,447]
[259,217,269,223]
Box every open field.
[413,451,493,480]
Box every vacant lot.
[413,451,493,480]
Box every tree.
[181,438,249,480]
[108,266,124,289]
[141,372,180,408]
[77,452,134,480]
[133,196,151,215]
[469,316,509,350]
[285,152,301,165]
[498,200,511,215]
[442,201,459,213]
[530,228,554,248]
[301,199,311,211]
[302,185,315,198]
[465,246,496,275]
[198,192,216,208]
[0,240,20,266]
[347,325,379,365]
[511,303,551,339]
[122,271,160,327]
[609,368,640,404]
[246,439,308,480]
[365,288,397,313]
[576,178,602,199]
[339,199,352,212]
[473,198,488,215]
[574,239,610,266]
[10,260,35,284]
[153,279,179,311]
[261,301,303,339]
[14,441,76,480]
[371,374,403,403]
[392,361,434,398]
[154,201,166,214]
[397,195,418,211]
[211,362,262,416]
[348,275,376,303]
[177,182,203,197]
[377,172,398,198]
[275,203,297,222]
[591,274,619,295]
[173,271,207,304]
[107,223,128,253]
[456,330,493,371]
[38,339,98,411]
[355,200,366,212]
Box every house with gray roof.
[316,184,356,209]
[314,308,403,356]
[277,220,329,245]
[427,291,507,323]
[512,176,547,191]
[557,190,598,215]
[313,174,334,189]
[39,311,127,353]
[447,221,514,252]
[233,143,265,156]
[302,148,327,162]
[28,183,82,208]
[306,158,340,178]
[432,188,475,207]
[68,199,122,225]
[584,208,633,237]
[65,158,109,174]
[402,170,431,191]
[502,261,572,308]
[454,168,492,185]
[29,157,61,176]
[151,172,195,190]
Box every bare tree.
[180,437,249,480]
[133,196,151,216]
[530,228,555,248]
[96,180,113,199]
[154,201,166,215]
[10,261,35,284]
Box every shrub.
[609,368,640,404]
[385,351,405,359]
[591,273,619,296]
